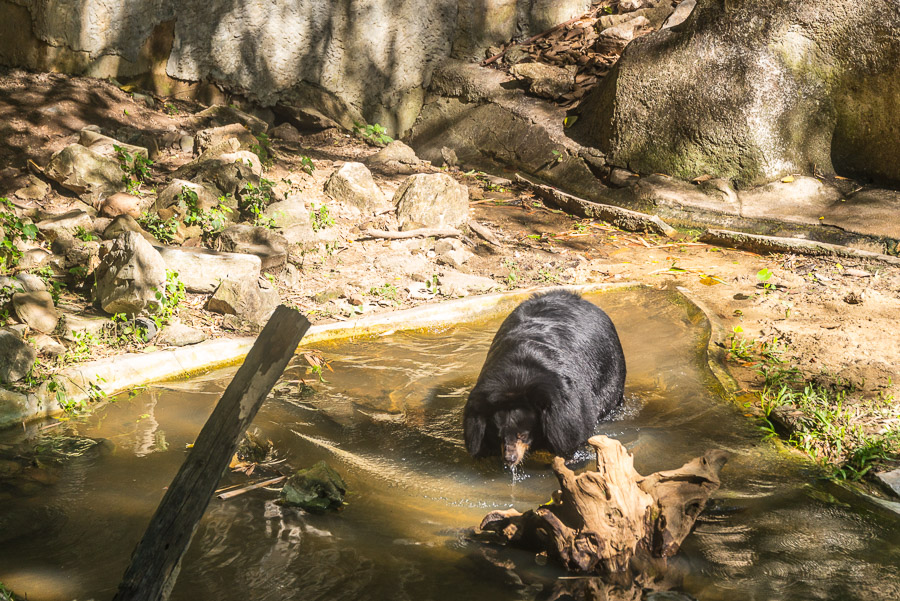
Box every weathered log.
[360,227,462,240]
[475,435,727,575]
[113,305,310,601]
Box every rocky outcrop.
[94,232,167,315]
[394,173,469,230]
[573,0,900,187]
[323,163,387,215]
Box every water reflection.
[0,289,898,601]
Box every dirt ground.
[1,68,898,475]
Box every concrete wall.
[1,0,590,136]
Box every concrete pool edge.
[1,282,638,429]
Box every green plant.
[251,132,273,170]
[150,270,185,329]
[111,313,149,346]
[550,149,563,164]
[139,212,179,243]
[300,155,315,175]
[310,203,335,232]
[426,274,440,295]
[114,144,154,193]
[74,226,98,242]
[353,121,393,146]
[757,267,775,293]
[164,102,179,115]
[180,186,233,241]
[64,330,99,364]
[30,266,65,303]
[368,283,400,304]
[239,178,276,228]
[0,197,38,272]
[503,259,518,287]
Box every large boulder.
[393,173,469,230]
[323,163,387,214]
[573,0,900,188]
[94,232,167,315]
[12,291,59,334]
[0,330,37,383]
[216,225,288,271]
[44,144,126,201]
[154,245,261,293]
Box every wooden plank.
[113,305,310,601]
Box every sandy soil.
[1,67,898,472]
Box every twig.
[217,476,287,500]
[361,227,462,240]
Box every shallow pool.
[1,288,898,600]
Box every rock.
[189,105,269,136]
[216,225,288,271]
[509,62,577,100]
[31,333,66,358]
[264,198,311,229]
[16,248,52,271]
[363,141,424,175]
[440,146,459,168]
[78,129,148,161]
[207,278,278,325]
[93,232,167,315]
[598,16,650,48]
[323,162,387,214]
[36,210,94,242]
[0,330,37,383]
[279,461,347,512]
[393,173,469,231]
[120,316,158,342]
[876,469,900,500]
[503,45,531,65]
[575,0,900,188]
[157,322,207,347]
[274,106,341,133]
[103,215,154,242]
[280,222,326,250]
[271,122,302,142]
[44,144,126,201]
[179,135,195,153]
[372,252,431,279]
[663,0,696,29]
[173,138,262,197]
[822,188,900,240]
[620,0,654,11]
[154,245,261,293]
[739,176,842,225]
[194,123,258,155]
[437,270,498,296]
[153,179,222,217]
[99,193,143,219]
[14,175,50,201]
[14,273,46,293]
[633,174,741,215]
[12,291,59,334]
[60,314,114,342]
[437,248,474,269]
[609,168,639,188]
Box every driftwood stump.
[476,435,727,575]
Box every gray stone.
[153,179,222,218]
[0,330,37,383]
[14,175,50,201]
[663,0,696,29]
[99,193,143,219]
[16,248,52,271]
[194,123,258,155]
[103,214,154,242]
[12,291,59,334]
[437,270,498,297]
[31,333,66,358]
[823,188,900,240]
[179,135,195,153]
[44,144,126,201]
[609,168,639,188]
[271,122,302,142]
[575,0,900,188]
[324,162,386,214]
[94,232,167,315]
[280,223,325,250]
[739,177,842,225]
[173,138,263,197]
[509,62,577,100]
[394,173,469,231]
[36,210,94,242]
[437,248,474,269]
[363,141,424,175]
[876,469,900,500]
[157,322,207,347]
[78,129,148,161]
[216,225,288,271]
[14,273,46,293]
[633,174,741,215]
[154,245,261,293]
[264,198,311,229]
[207,278,278,325]
[598,16,650,47]
[60,314,114,342]
[620,0,654,11]
[190,105,269,136]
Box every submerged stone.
[280,460,347,512]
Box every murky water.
[1,289,899,600]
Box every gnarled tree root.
[475,435,728,575]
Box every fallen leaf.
[781,175,795,183]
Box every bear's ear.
[463,404,487,457]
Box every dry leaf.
[781,175,795,183]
